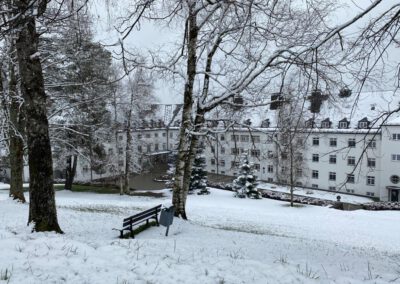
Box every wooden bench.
[113,204,162,238]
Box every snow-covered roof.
[223,90,400,130]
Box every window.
[348,156,355,166]
[118,135,123,141]
[366,192,375,197]
[281,166,288,174]
[231,148,240,155]
[267,136,273,143]
[391,175,399,184]
[211,159,216,165]
[267,151,274,158]
[312,184,319,188]
[391,154,400,161]
[221,147,225,154]
[145,133,151,138]
[138,145,142,152]
[108,148,114,155]
[147,144,151,152]
[296,168,302,177]
[312,137,319,146]
[296,182,303,186]
[329,172,336,181]
[329,186,336,191]
[321,121,331,128]
[137,134,142,139]
[392,133,400,140]
[220,135,225,141]
[241,135,250,142]
[211,146,215,153]
[367,176,375,186]
[267,178,274,183]
[154,133,158,138]
[118,147,123,155]
[251,149,260,157]
[348,138,356,147]
[329,138,337,147]
[221,171,225,175]
[295,154,303,162]
[254,164,260,170]
[211,170,216,173]
[162,133,166,137]
[231,135,239,142]
[154,144,159,151]
[262,167,265,174]
[312,170,319,179]
[367,158,376,168]
[231,161,239,167]
[162,143,167,150]
[329,155,337,164]
[281,152,288,160]
[118,160,124,167]
[267,165,273,173]
[358,121,368,128]
[220,160,225,167]
[346,189,355,193]
[312,154,319,162]
[367,139,376,149]
[339,121,348,129]
[170,132,173,138]
[253,136,260,143]
[347,174,355,183]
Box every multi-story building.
[111,91,400,201]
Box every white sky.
[90,0,400,104]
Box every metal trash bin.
[159,206,175,236]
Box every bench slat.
[123,209,160,227]
[123,205,162,222]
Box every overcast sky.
[90,0,400,103]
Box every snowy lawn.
[0,188,399,283]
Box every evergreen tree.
[189,149,209,195]
[233,156,261,199]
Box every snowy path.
[0,188,398,283]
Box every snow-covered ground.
[0,188,399,283]
[258,182,375,204]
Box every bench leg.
[155,215,159,226]
[130,230,135,239]
[120,230,123,239]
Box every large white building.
[110,90,400,202]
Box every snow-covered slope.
[0,189,398,283]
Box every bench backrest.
[123,204,162,227]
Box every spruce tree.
[189,149,209,195]
[233,156,261,199]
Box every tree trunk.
[64,154,78,190]
[15,3,62,233]
[3,42,26,203]
[123,109,133,195]
[172,6,198,219]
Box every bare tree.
[113,0,348,218]
[275,90,308,207]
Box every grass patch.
[121,221,158,238]
[130,191,165,198]
[55,184,120,194]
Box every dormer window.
[339,118,349,129]
[358,117,369,129]
[261,119,270,128]
[305,119,315,128]
[321,118,331,129]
